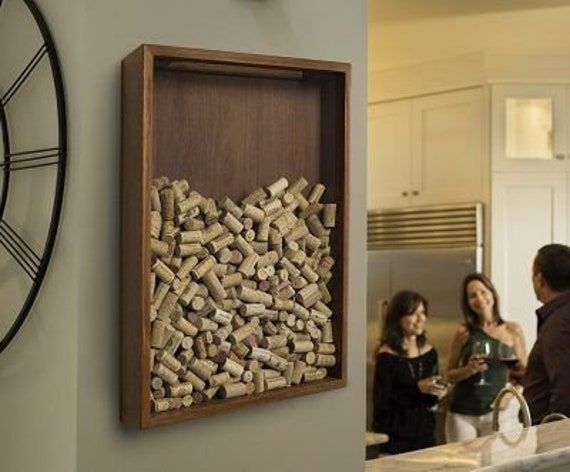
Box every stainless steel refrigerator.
[366,203,483,434]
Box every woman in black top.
[372,290,448,454]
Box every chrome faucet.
[492,384,531,432]
[540,413,568,424]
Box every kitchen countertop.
[366,419,570,472]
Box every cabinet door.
[492,84,568,172]
[492,172,567,346]
[411,88,487,205]
[368,101,412,209]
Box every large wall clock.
[0,0,66,352]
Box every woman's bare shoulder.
[377,344,397,355]
[504,320,524,337]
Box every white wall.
[0,0,82,470]
[1,1,367,472]
[369,0,570,72]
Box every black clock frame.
[0,0,67,352]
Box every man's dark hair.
[535,244,570,292]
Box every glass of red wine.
[498,342,518,369]
[472,340,492,386]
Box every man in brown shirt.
[523,244,570,424]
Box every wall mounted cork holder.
[121,44,349,429]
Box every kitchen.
[366,1,570,470]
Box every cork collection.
[149,176,338,412]
[121,44,349,428]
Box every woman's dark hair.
[534,244,570,292]
[461,273,505,331]
[380,290,428,356]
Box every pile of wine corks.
[149,176,338,413]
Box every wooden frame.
[121,44,350,429]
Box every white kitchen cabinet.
[492,84,570,172]
[368,87,488,209]
[491,172,567,346]
[368,100,412,208]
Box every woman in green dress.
[445,273,527,441]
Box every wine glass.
[497,343,518,369]
[472,339,491,386]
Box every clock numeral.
[0,219,40,280]
[2,147,61,171]
[0,44,48,108]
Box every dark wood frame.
[121,44,350,429]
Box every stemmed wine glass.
[472,339,491,386]
[497,343,518,370]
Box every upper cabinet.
[492,84,570,172]
[368,88,489,209]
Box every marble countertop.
[366,419,570,472]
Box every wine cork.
[220,197,243,219]
[191,256,216,280]
[188,358,213,381]
[261,335,287,350]
[265,376,287,391]
[221,212,244,234]
[152,387,166,400]
[261,198,283,216]
[151,376,164,391]
[238,253,259,278]
[291,339,314,353]
[241,370,254,383]
[203,386,220,400]
[179,281,200,307]
[181,395,194,408]
[283,222,309,242]
[251,241,268,255]
[232,342,250,359]
[242,187,267,206]
[253,370,265,393]
[195,316,219,332]
[220,382,247,399]
[229,323,256,344]
[291,360,306,385]
[152,363,179,386]
[315,354,336,367]
[322,320,334,343]
[153,398,176,413]
[202,222,224,244]
[177,230,202,244]
[167,382,194,397]
[202,270,226,303]
[151,186,162,212]
[279,257,301,278]
[165,330,184,355]
[243,204,265,223]
[156,350,182,372]
[287,177,308,195]
[266,177,289,198]
[178,349,195,365]
[240,303,265,317]
[284,362,294,386]
[303,352,316,365]
[184,217,205,231]
[261,369,281,380]
[176,191,202,215]
[152,259,175,284]
[222,358,245,378]
[152,282,170,311]
[160,188,175,220]
[249,347,272,363]
[156,291,178,321]
[208,232,234,254]
[208,371,231,388]
[234,235,255,257]
[266,354,288,371]
[182,369,206,391]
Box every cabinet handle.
[555,153,565,160]
[412,190,419,196]
[401,191,408,197]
